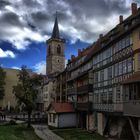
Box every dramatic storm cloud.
[0,0,139,74]
[0,0,136,48]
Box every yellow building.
[0,68,19,110]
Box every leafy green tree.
[13,66,43,127]
[0,67,6,99]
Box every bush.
[48,125,56,130]
[8,120,17,125]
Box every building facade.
[91,3,140,139]
[42,76,56,111]
[65,3,140,140]
[55,70,67,102]
[0,68,19,110]
[66,47,95,130]
[35,85,44,111]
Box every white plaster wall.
[48,113,58,127]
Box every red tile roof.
[48,102,75,113]
[122,72,140,84]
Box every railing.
[5,112,48,124]
[93,103,123,112]
[67,87,77,95]
[77,84,93,94]
[76,102,93,111]
[124,100,140,117]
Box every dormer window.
[132,18,137,25]
[124,24,129,30]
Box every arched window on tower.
[57,45,61,54]
[48,46,51,55]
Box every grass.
[52,128,105,140]
[0,124,41,140]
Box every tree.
[0,67,6,99]
[13,66,43,127]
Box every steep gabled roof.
[47,102,75,113]
[51,13,60,39]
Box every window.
[115,63,119,76]
[103,89,107,104]
[122,60,127,74]
[125,25,129,30]
[108,66,112,79]
[100,93,104,103]
[122,38,125,49]
[116,86,121,102]
[49,114,51,122]
[48,46,51,55]
[57,45,61,54]
[118,40,122,51]
[44,94,48,99]
[102,93,107,104]
[53,114,56,123]
[138,53,140,70]
[97,55,99,63]
[99,54,101,62]
[94,91,99,103]
[100,70,104,81]
[127,58,133,72]
[138,29,140,40]
[125,36,130,47]
[119,62,123,75]
[104,68,107,81]
[138,83,140,99]
[132,19,136,25]
[45,86,48,91]
[108,89,113,104]
[94,72,98,82]
[130,36,132,45]
[103,51,106,60]
[51,114,53,122]
[115,43,119,53]
[129,84,133,100]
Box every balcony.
[77,84,93,94]
[93,103,123,112]
[76,102,93,111]
[124,100,140,117]
[67,87,77,95]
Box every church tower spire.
[46,12,65,75]
[51,12,60,39]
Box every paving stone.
[32,125,64,140]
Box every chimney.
[131,3,137,14]
[78,49,81,56]
[71,55,75,60]
[119,15,123,24]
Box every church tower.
[46,14,65,75]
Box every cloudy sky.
[0,0,139,74]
